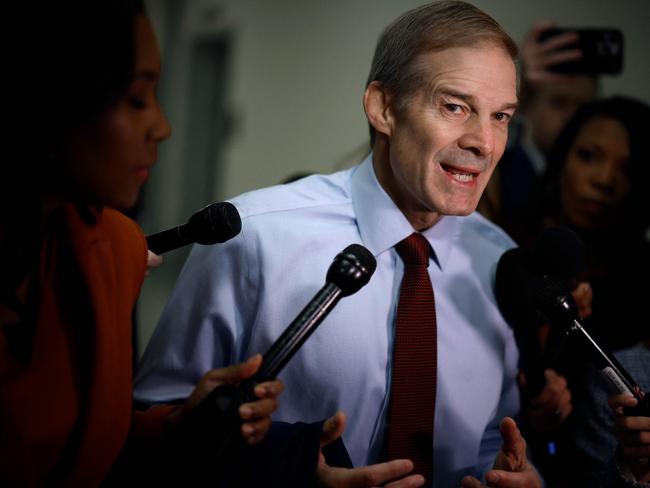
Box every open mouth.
[440,163,479,183]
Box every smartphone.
[539,28,624,75]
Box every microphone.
[189,243,377,457]
[496,247,547,395]
[254,243,377,380]
[531,226,586,288]
[497,227,648,479]
[145,202,242,254]
[534,279,650,416]
[496,226,586,396]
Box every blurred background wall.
[137,0,650,355]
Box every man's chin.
[442,203,478,217]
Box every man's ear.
[363,81,395,137]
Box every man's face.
[373,44,518,229]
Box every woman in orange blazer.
[0,1,281,485]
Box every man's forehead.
[416,47,517,101]
[416,45,515,77]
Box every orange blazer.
[1,203,171,486]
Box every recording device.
[496,227,649,415]
[145,202,242,254]
[190,243,377,458]
[496,226,585,397]
[254,243,377,380]
[539,27,624,75]
[534,279,650,416]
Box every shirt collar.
[350,153,458,271]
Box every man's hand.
[171,354,284,445]
[609,393,650,483]
[461,417,542,488]
[316,412,425,488]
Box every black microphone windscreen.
[187,202,242,245]
[534,278,579,325]
[326,244,377,296]
[495,247,544,327]
[145,202,242,254]
[495,247,548,395]
[496,226,586,329]
[532,226,586,285]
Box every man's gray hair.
[366,0,518,145]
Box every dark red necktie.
[386,232,437,482]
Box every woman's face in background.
[560,115,632,232]
[62,14,171,211]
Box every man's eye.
[445,103,462,113]
[494,112,511,122]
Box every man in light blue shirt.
[136,2,545,486]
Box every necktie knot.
[396,233,430,267]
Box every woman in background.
[538,96,650,352]
[516,96,650,487]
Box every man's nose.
[458,116,493,158]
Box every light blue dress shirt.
[135,154,520,486]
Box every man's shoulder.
[230,169,353,222]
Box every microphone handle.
[256,282,342,381]
[186,282,344,459]
[567,318,650,416]
[146,225,190,254]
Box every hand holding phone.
[522,22,624,82]
[539,27,623,75]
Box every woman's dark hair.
[31,0,145,169]
[541,96,650,238]
[3,0,146,301]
